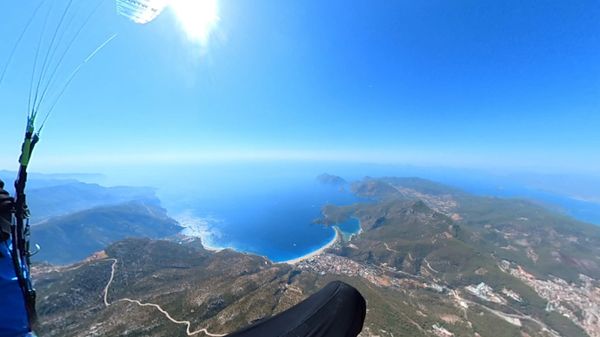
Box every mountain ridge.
[32,201,182,264]
[32,176,600,337]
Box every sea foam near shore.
[174,211,228,252]
[176,210,345,263]
[171,182,360,262]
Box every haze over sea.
[92,163,370,262]
[86,162,600,262]
[172,180,360,263]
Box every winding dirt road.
[102,258,226,337]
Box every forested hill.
[34,177,599,337]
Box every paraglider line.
[35,0,105,113]
[28,3,53,119]
[31,0,75,116]
[0,0,47,89]
[85,33,118,63]
[37,33,118,134]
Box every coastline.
[281,227,340,265]
[339,217,362,241]
[174,212,228,252]
[175,211,358,265]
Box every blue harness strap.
[0,239,30,337]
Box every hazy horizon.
[1,0,599,175]
[1,0,600,232]
[1,3,599,336]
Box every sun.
[169,0,220,46]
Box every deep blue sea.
[109,163,600,264]
[172,181,360,262]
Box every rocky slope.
[33,177,600,337]
[32,202,182,264]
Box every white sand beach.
[282,227,340,265]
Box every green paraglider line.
[31,0,75,116]
[37,33,119,135]
[33,2,83,111]
[3,1,148,333]
[27,3,53,120]
[35,0,105,114]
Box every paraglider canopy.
[116,0,220,48]
[116,0,169,24]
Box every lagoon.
[173,180,359,262]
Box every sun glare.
[169,0,220,46]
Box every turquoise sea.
[172,180,361,262]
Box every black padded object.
[227,281,366,337]
[0,184,13,241]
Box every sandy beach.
[282,227,340,265]
[176,212,358,264]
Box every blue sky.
[0,0,599,173]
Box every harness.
[0,217,10,243]
[0,2,118,332]
[10,120,39,330]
